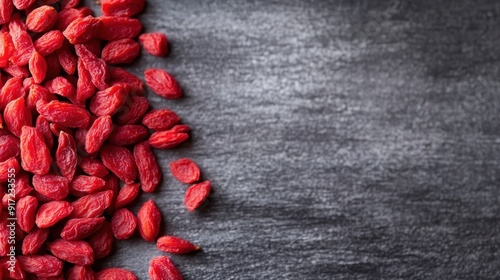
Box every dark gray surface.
[87,0,500,279]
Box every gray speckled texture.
[84,0,500,279]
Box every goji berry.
[157,236,200,254]
[115,183,140,209]
[101,0,145,17]
[88,221,113,259]
[69,175,107,197]
[149,256,184,280]
[35,115,54,149]
[142,108,180,131]
[67,265,95,280]
[56,131,77,180]
[27,85,55,111]
[13,0,36,10]
[22,227,49,255]
[34,30,65,56]
[169,158,201,184]
[139,32,169,57]
[115,94,150,125]
[90,84,129,116]
[0,0,13,25]
[145,68,182,99]
[0,135,20,162]
[16,195,38,232]
[20,126,52,175]
[0,157,19,183]
[26,5,58,33]
[110,67,144,95]
[75,44,109,90]
[4,97,32,138]
[98,16,142,41]
[48,239,94,266]
[57,46,78,75]
[76,58,96,102]
[85,115,114,153]
[37,100,90,128]
[134,141,161,192]
[107,124,149,146]
[79,157,109,178]
[63,16,102,44]
[149,130,189,149]
[102,39,140,65]
[17,255,63,278]
[184,181,211,211]
[45,76,76,98]
[100,144,138,184]
[0,77,24,111]
[61,217,106,240]
[70,190,114,219]
[28,51,47,84]
[35,201,74,228]
[111,208,137,240]
[137,200,161,242]
[9,14,35,66]
[96,268,138,280]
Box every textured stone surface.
[85,0,500,279]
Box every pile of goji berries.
[0,0,212,279]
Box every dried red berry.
[33,174,70,201]
[48,239,94,266]
[169,158,201,184]
[100,144,138,184]
[26,5,58,33]
[20,126,52,175]
[139,32,168,57]
[56,131,77,180]
[76,58,96,102]
[17,255,63,278]
[70,190,114,219]
[63,16,102,44]
[101,0,145,17]
[184,181,211,211]
[0,135,20,162]
[75,44,109,90]
[37,100,90,128]
[85,115,114,154]
[145,68,182,99]
[102,39,140,65]
[17,196,38,232]
[111,208,137,240]
[134,141,161,192]
[61,217,105,240]
[96,268,138,280]
[142,109,180,131]
[98,16,142,41]
[87,221,113,259]
[108,124,148,146]
[149,130,189,149]
[110,68,144,95]
[89,84,129,116]
[115,94,149,125]
[79,158,109,177]
[4,97,32,138]
[29,51,47,84]
[149,256,184,280]
[0,157,19,183]
[137,200,161,242]
[157,236,200,254]
[67,265,95,280]
[22,227,49,255]
[0,77,23,111]
[0,0,13,25]
[70,175,107,197]
[115,183,140,209]
[36,201,74,228]
[34,30,65,56]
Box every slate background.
[85,0,500,279]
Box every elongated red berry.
[156,236,200,254]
